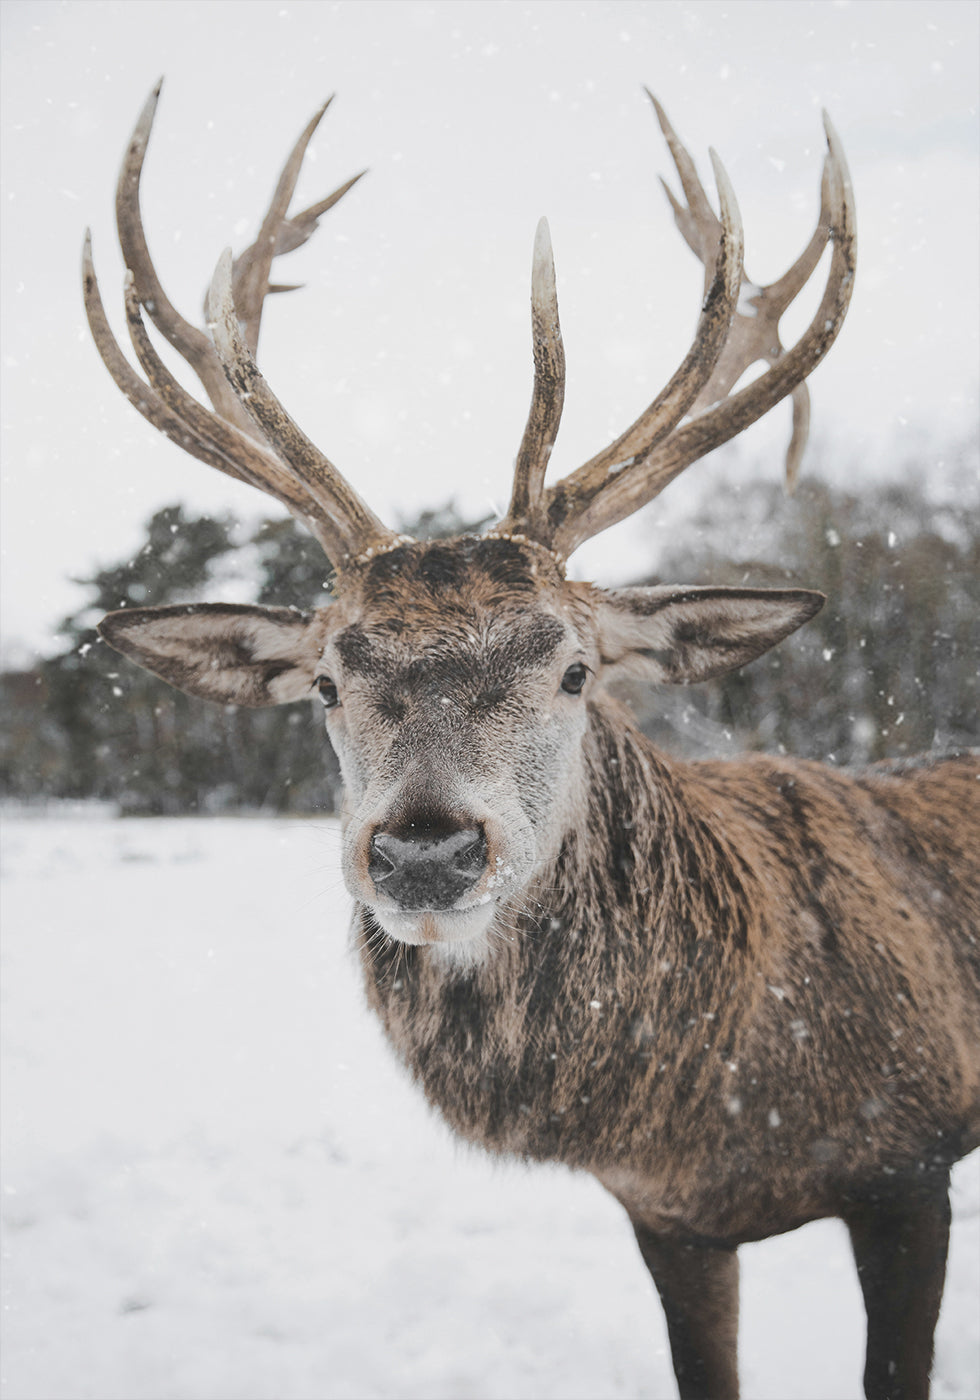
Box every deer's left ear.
[593,585,824,685]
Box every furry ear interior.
[98,603,324,707]
[594,585,824,685]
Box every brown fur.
[99,534,979,1398]
[361,700,980,1244]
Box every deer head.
[87,84,855,954]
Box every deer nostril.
[446,827,488,876]
[367,839,396,883]
[367,825,488,909]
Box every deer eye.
[560,663,589,696]
[316,676,340,709]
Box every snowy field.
[2,812,977,1400]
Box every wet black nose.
[368,824,488,910]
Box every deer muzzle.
[368,824,488,910]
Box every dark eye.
[316,676,340,709]
[560,662,589,696]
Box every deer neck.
[356,697,762,1167]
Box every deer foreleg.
[631,1222,740,1400]
[845,1173,951,1400]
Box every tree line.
[2,464,976,815]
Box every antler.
[83,80,398,567]
[85,86,855,575]
[501,93,856,561]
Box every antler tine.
[84,232,248,483]
[677,148,835,492]
[118,265,351,558]
[83,230,237,476]
[230,96,367,356]
[114,80,251,431]
[649,90,722,279]
[502,218,566,539]
[539,137,745,542]
[761,157,833,492]
[550,112,856,558]
[767,153,834,309]
[206,250,399,564]
[257,171,368,297]
[117,81,365,440]
[279,172,368,249]
[783,382,811,492]
[87,84,394,568]
[658,97,836,496]
[84,231,346,556]
[649,97,817,482]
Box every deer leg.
[631,1222,740,1400]
[845,1172,951,1400]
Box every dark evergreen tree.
[252,516,337,609]
[629,472,979,764]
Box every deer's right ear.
[98,603,324,707]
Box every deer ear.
[593,585,824,685]
[98,603,324,707]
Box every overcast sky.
[1,0,977,657]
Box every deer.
[84,83,979,1400]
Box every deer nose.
[368,824,488,910]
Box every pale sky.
[2,0,977,657]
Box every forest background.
[3,446,977,815]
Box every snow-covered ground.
[2,813,977,1400]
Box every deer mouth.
[368,899,501,950]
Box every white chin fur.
[371,901,497,962]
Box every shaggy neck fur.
[359,700,763,1162]
[357,698,980,1240]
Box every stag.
[85,85,979,1400]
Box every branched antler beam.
[84,81,394,566]
[85,85,855,578]
[532,99,855,560]
[206,249,396,561]
[657,92,835,490]
[228,97,366,358]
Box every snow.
[2,812,978,1400]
